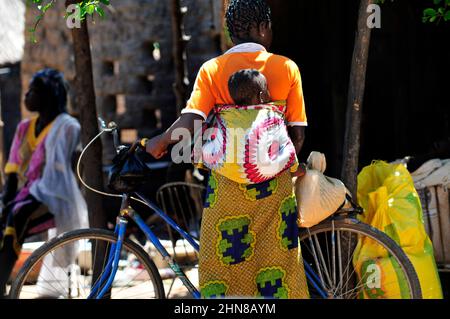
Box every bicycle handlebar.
[98,117,134,154]
[76,118,151,206]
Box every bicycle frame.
[87,191,329,299]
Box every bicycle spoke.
[337,230,343,295]
[334,231,355,296]
[300,219,420,299]
[324,228,332,286]
[19,282,64,298]
[331,222,336,288]
[341,275,409,299]
[82,239,88,298]
[338,281,366,299]
[306,229,328,291]
[328,231,355,298]
[50,243,87,299]
[313,234,333,289]
[335,232,357,296]
[90,240,112,298]
[35,255,70,297]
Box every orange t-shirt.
[183,46,307,126]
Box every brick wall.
[21,0,223,161]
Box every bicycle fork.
[88,199,129,299]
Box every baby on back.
[228,69,271,106]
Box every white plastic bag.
[295,152,347,228]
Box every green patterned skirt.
[199,169,309,298]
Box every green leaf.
[433,0,442,5]
[430,15,437,22]
[86,4,95,15]
[30,32,37,44]
[42,2,54,13]
[444,10,450,21]
[424,8,437,17]
[95,6,105,18]
[79,4,87,18]
[100,0,110,5]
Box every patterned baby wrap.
[199,102,297,184]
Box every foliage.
[378,0,450,24]
[26,0,110,42]
[422,0,450,23]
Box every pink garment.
[7,119,49,214]
[7,120,30,167]
[14,141,47,203]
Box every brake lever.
[98,117,107,130]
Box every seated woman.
[0,68,89,297]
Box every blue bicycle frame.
[88,192,328,299]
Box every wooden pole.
[0,110,4,189]
[221,0,229,52]
[170,0,190,116]
[341,0,374,198]
[65,0,106,230]
[65,0,108,294]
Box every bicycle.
[9,120,422,299]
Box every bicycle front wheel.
[299,217,422,299]
[10,229,165,299]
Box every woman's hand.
[142,113,204,159]
[291,163,307,178]
[145,135,169,159]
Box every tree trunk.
[65,0,106,230]
[170,0,190,116]
[0,115,4,188]
[0,64,22,190]
[221,0,230,52]
[341,0,374,198]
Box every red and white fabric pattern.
[199,103,297,184]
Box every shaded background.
[267,0,449,176]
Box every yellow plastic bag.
[353,161,442,299]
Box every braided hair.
[225,0,271,42]
[31,68,68,113]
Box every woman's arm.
[288,126,307,178]
[288,126,306,156]
[145,113,204,159]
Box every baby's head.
[228,69,270,106]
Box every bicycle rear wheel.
[299,217,422,299]
[10,229,165,299]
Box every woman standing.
[0,69,88,297]
[145,0,308,298]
